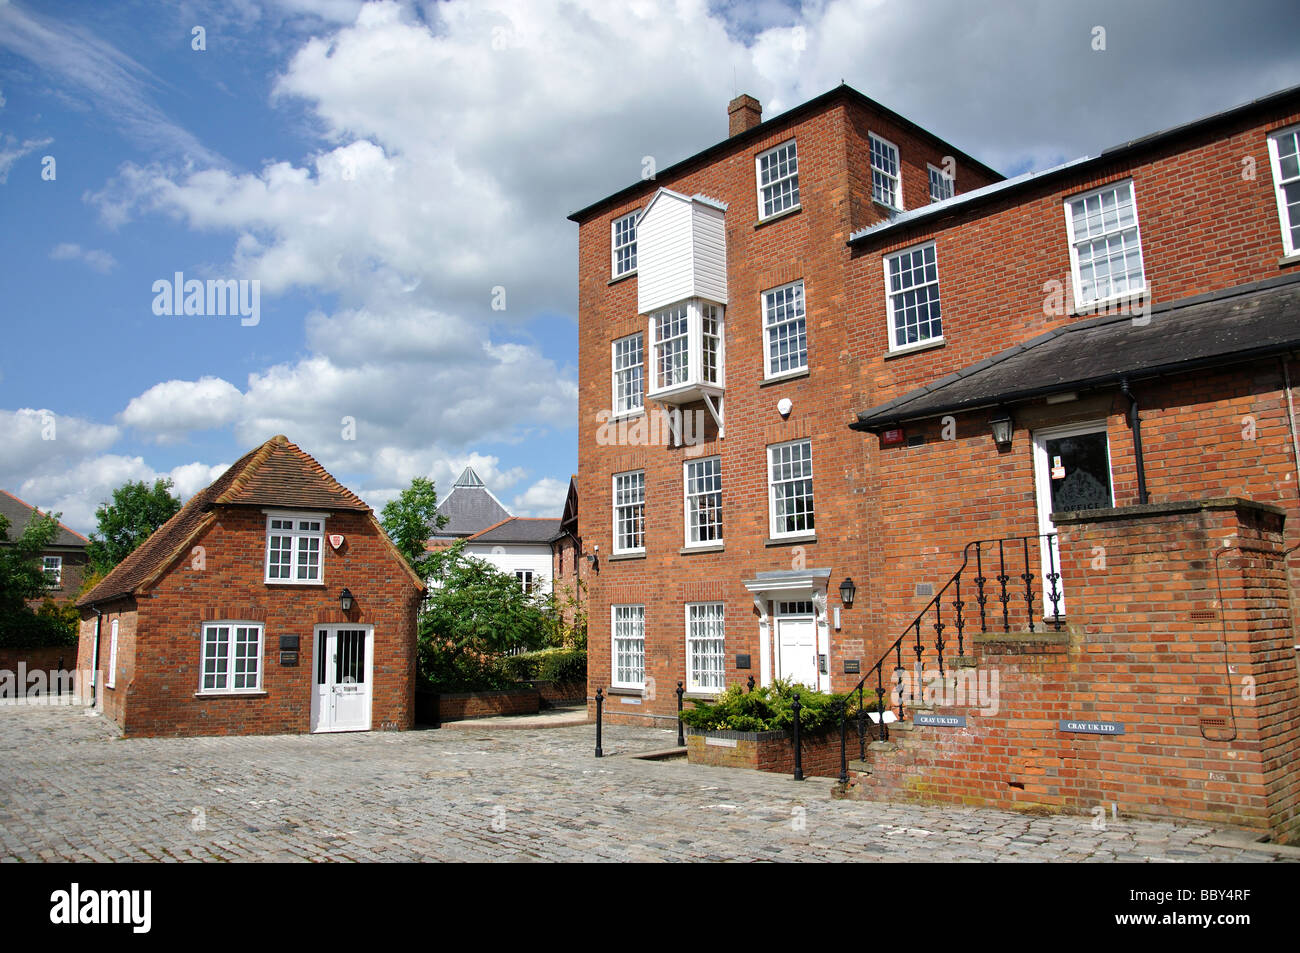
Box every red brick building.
[571,83,1300,838]
[75,435,424,738]
[0,488,89,606]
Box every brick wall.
[435,687,540,721]
[76,508,422,738]
[686,726,850,779]
[843,499,1300,841]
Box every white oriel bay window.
[613,471,645,554]
[612,605,646,689]
[646,299,726,434]
[684,456,723,546]
[201,622,263,693]
[1064,180,1146,307]
[768,439,815,538]
[1268,126,1300,255]
[686,602,726,693]
[885,242,943,351]
[265,513,324,583]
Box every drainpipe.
[1121,377,1150,505]
[91,606,102,706]
[1283,357,1300,506]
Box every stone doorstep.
[619,746,687,761]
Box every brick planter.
[686,726,848,778]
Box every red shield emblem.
[328,534,345,550]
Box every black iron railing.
[835,534,1061,781]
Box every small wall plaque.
[280,651,299,666]
[1059,719,1124,735]
[843,659,860,675]
[735,654,751,670]
[279,635,300,651]
[881,428,904,446]
[620,697,642,705]
[915,713,965,728]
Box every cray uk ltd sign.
[1058,719,1126,735]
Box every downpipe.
[1121,377,1149,505]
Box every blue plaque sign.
[1059,719,1125,735]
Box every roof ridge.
[0,488,90,543]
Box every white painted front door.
[775,617,819,690]
[312,626,373,732]
[1032,422,1114,617]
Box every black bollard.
[595,687,604,758]
[838,700,849,784]
[675,681,685,747]
[791,693,803,781]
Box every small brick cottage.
[75,435,424,738]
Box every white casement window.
[884,242,943,351]
[106,619,118,689]
[42,555,62,587]
[646,300,726,400]
[612,210,638,277]
[768,439,815,538]
[612,471,645,554]
[265,513,324,583]
[611,605,645,689]
[762,280,808,378]
[928,164,954,203]
[200,622,263,693]
[686,602,726,694]
[612,332,644,416]
[870,133,902,209]
[756,140,799,219]
[516,570,534,593]
[1267,126,1300,256]
[684,456,723,547]
[1063,179,1146,308]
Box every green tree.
[86,478,182,575]
[379,476,446,580]
[0,510,77,646]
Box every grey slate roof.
[852,275,1300,432]
[431,467,512,538]
[0,489,88,549]
[467,517,563,545]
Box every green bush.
[416,643,514,693]
[500,648,587,683]
[679,679,876,734]
[0,600,78,649]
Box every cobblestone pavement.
[0,705,1292,862]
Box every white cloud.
[119,376,244,442]
[0,134,51,184]
[511,476,568,517]
[49,242,117,274]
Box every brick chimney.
[728,94,762,137]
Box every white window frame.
[686,602,726,694]
[199,621,264,695]
[106,619,118,689]
[884,241,944,353]
[1267,124,1300,256]
[646,299,726,400]
[611,332,644,418]
[870,132,903,210]
[42,555,62,588]
[516,569,534,593]
[611,604,645,690]
[611,210,638,277]
[762,280,808,379]
[755,139,800,220]
[1062,179,1147,310]
[264,511,325,584]
[767,438,815,539]
[612,470,645,555]
[683,455,723,548]
[927,163,954,203]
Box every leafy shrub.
[679,679,876,734]
[416,643,514,693]
[0,600,78,649]
[500,647,587,683]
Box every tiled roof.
[852,275,1300,431]
[465,517,563,545]
[432,473,512,538]
[0,489,89,549]
[77,435,371,607]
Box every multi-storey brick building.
[572,83,1300,838]
[75,435,424,738]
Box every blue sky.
[2,0,1298,534]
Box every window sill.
[607,686,645,697]
[1279,253,1300,268]
[760,368,810,387]
[680,543,725,555]
[754,205,802,229]
[608,270,637,286]
[884,337,945,360]
[765,533,816,547]
[872,199,903,217]
[194,691,268,699]
[264,581,326,587]
[608,551,646,562]
[1069,289,1148,317]
[684,691,721,701]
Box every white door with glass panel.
[1032,422,1114,617]
[312,625,373,732]
[775,604,818,690]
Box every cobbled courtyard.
[0,704,1293,862]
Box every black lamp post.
[839,577,856,608]
[339,587,354,613]
[990,411,1014,452]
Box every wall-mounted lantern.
[339,587,354,613]
[989,411,1014,452]
[839,576,856,608]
